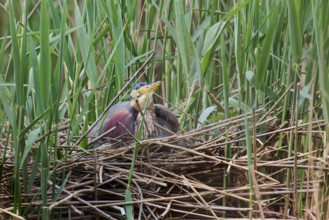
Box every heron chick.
[93,81,179,146]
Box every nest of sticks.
[1,109,328,219]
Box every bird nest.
[1,109,328,219]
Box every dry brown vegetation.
[2,109,327,219]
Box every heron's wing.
[93,101,138,141]
[154,104,179,134]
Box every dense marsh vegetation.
[0,0,329,219]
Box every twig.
[88,126,117,147]
[119,122,142,144]
[112,206,126,217]
[69,205,84,216]
[181,175,219,219]
[0,208,25,220]
[49,188,93,210]
[159,200,172,219]
[206,88,225,112]
[48,181,117,220]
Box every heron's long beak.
[141,81,161,95]
[148,81,161,92]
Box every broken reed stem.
[93,149,98,215]
[294,83,300,217]
[250,165,265,220]
[252,108,257,169]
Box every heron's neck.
[130,96,154,112]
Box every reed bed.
[1,108,327,219]
[1,0,329,219]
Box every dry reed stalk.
[1,108,327,219]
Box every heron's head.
[130,81,161,111]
